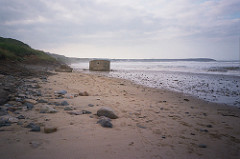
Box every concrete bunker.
[89,60,110,71]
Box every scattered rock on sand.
[24,99,37,105]
[97,107,118,119]
[61,101,69,106]
[129,142,134,146]
[67,110,92,115]
[55,90,67,95]
[79,91,89,96]
[0,107,8,116]
[17,115,25,119]
[198,144,207,148]
[64,107,73,111]
[206,124,213,128]
[0,117,11,127]
[88,104,94,107]
[64,94,74,99]
[39,105,57,113]
[26,123,41,132]
[0,90,9,105]
[25,102,34,110]
[97,116,113,128]
[82,110,92,114]
[37,99,48,103]
[136,123,147,129]
[1,115,19,123]
[44,126,58,133]
[29,141,41,148]
[67,111,82,115]
[200,129,208,133]
[184,99,190,102]
[6,106,21,112]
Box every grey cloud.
[0,0,239,59]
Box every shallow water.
[71,61,240,107]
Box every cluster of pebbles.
[0,74,118,134]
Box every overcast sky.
[0,0,240,60]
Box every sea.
[71,59,240,107]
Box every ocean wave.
[207,67,240,72]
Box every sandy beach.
[0,71,240,159]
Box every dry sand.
[0,72,240,159]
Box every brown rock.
[79,91,89,96]
[44,126,58,133]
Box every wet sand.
[0,72,240,159]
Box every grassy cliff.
[0,37,56,63]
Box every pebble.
[97,107,118,119]
[44,126,58,133]
[17,121,23,125]
[61,101,69,106]
[0,107,8,116]
[55,90,67,95]
[26,123,41,132]
[97,116,113,128]
[82,110,92,114]
[79,91,89,96]
[17,94,26,98]
[68,111,82,115]
[0,118,11,127]
[37,99,48,103]
[7,106,21,112]
[68,110,92,115]
[24,99,37,105]
[36,91,42,96]
[39,105,57,113]
[200,129,208,133]
[198,144,207,148]
[17,115,25,119]
[64,94,74,99]
[136,123,147,129]
[64,107,73,111]
[25,102,34,110]
[29,141,41,148]
[129,142,134,146]
[206,124,213,128]
[1,115,19,123]
[15,97,24,103]
[49,102,61,106]
[88,104,94,107]
[184,99,190,102]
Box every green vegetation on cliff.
[0,37,56,62]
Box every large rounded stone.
[97,107,118,119]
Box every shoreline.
[77,69,240,107]
[79,71,240,111]
[0,71,240,159]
